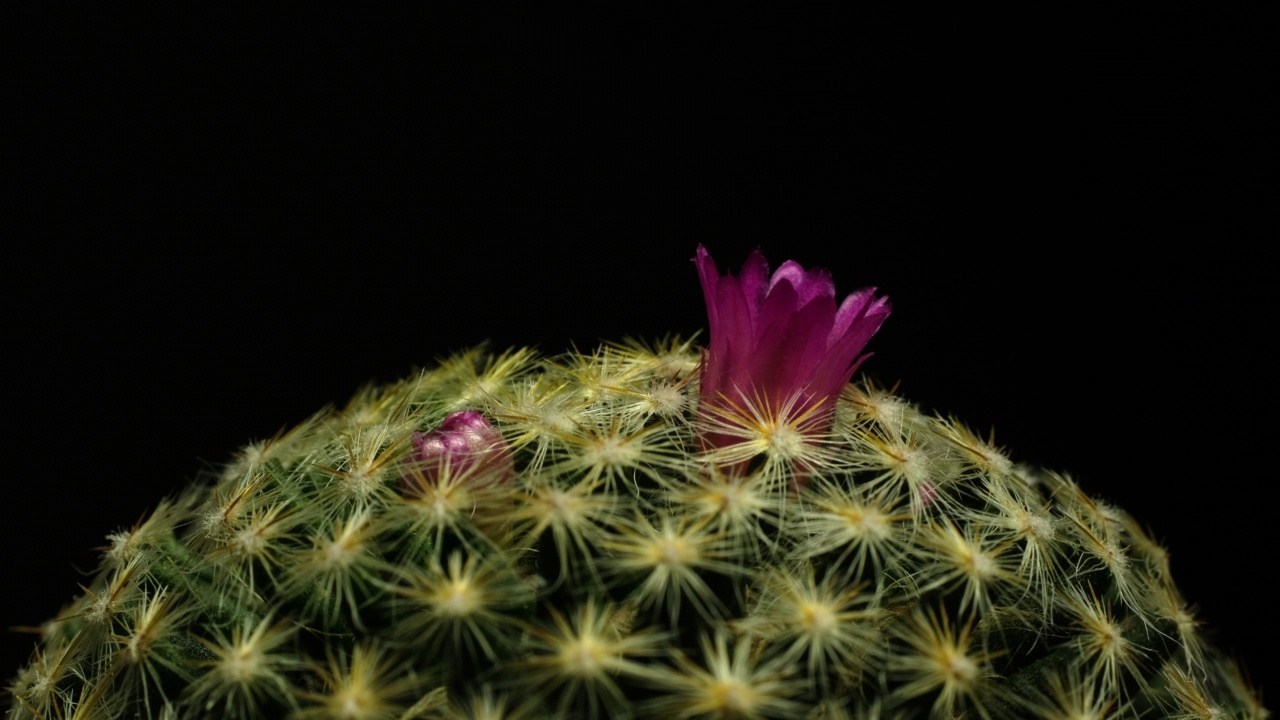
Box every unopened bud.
[401,411,514,495]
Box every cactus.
[5,247,1267,719]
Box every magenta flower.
[401,410,515,496]
[695,245,891,458]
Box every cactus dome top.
[5,248,1267,720]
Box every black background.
[9,9,1272,702]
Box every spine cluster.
[6,339,1267,719]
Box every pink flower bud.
[401,411,514,496]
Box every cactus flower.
[401,410,514,495]
[694,245,891,463]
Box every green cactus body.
[5,337,1268,719]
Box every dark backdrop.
[9,9,1271,699]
